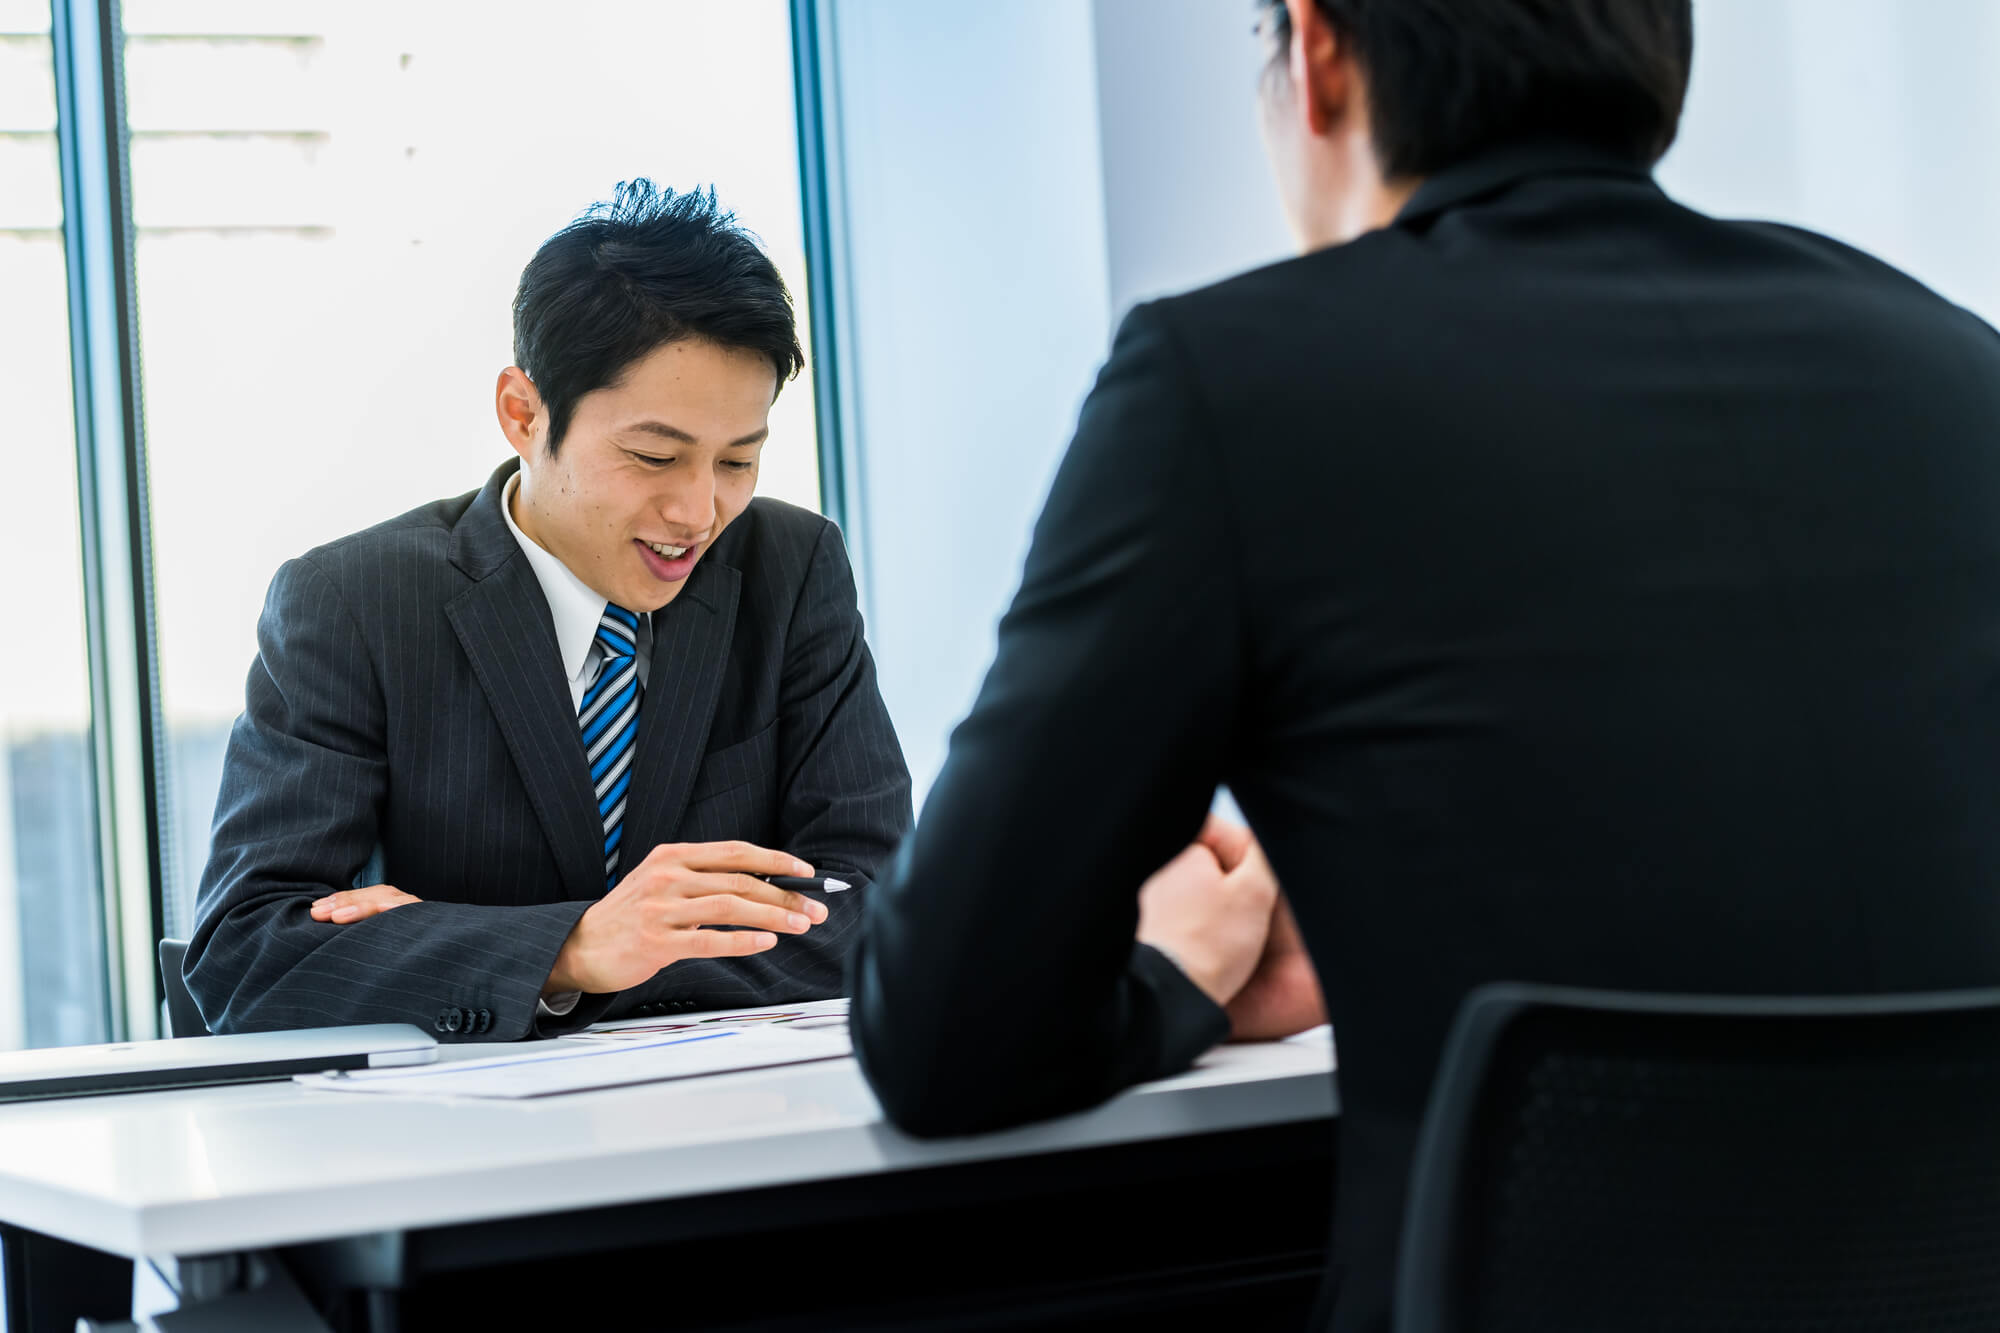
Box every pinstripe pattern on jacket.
[187,458,912,1040]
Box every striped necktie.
[581,603,642,885]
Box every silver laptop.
[0,1024,438,1102]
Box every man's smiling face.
[503,337,776,613]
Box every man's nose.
[659,474,715,536]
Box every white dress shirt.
[502,471,653,1019]
[501,472,653,707]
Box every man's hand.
[1224,891,1327,1040]
[312,884,421,923]
[1194,817,1328,1039]
[1136,828,1278,1008]
[544,841,829,996]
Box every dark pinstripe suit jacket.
[187,458,912,1040]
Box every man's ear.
[1285,0,1353,139]
[495,366,544,462]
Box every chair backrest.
[156,938,207,1038]
[1395,983,2000,1333]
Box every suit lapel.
[444,462,607,903]
[620,558,742,870]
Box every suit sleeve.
[185,556,591,1040]
[621,519,914,1009]
[850,303,1236,1136]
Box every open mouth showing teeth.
[645,541,692,559]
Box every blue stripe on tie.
[591,734,635,789]
[588,602,643,885]
[597,768,632,816]
[581,667,634,732]
[581,657,632,712]
[583,689,637,754]
[581,679,639,746]
[590,716,638,781]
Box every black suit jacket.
[850,141,2000,1331]
[189,457,911,1040]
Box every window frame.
[50,0,169,1043]
[38,0,853,1041]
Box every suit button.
[445,1009,463,1032]
[478,1009,492,1033]
[434,1009,450,1033]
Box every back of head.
[1268,0,1695,177]
[511,180,804,456]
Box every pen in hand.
[756,874,851,894]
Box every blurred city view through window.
[1,0,820,1046]
[0,0,113,1051]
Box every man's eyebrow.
[622,421,769,448]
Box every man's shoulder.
[1169,234,1405,310]
[275,483,487,622]
[740,494,832,544]
[721,496,837,568]
[1730,217,2000,335]
[1126,230,1413,365]
[708,497,850,617]
[1137,204,2000,377]
[299,486,475,569]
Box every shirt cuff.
[537,990,582,1018]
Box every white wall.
[821,0,2000,802]
[1091,0,1291,316]
[1659,0,2000,325]
[824,0,1114,797]
[823,0,1291,801]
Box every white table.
[0,1028,1337,1330]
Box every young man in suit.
[188,182,911,1040]
[850,1,2000,1328]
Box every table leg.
[0,1223,133,1333]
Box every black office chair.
[156,937,207,1038]
[1395,983,2000,1332]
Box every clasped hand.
[1136,816,1326,1041]
[309,839,828,997]
[310,823,1318,1032]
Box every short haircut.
[511,180,805,456]
[1263,0,1694,179]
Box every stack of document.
[566,996,851,1043]
[297,1005,850,1099]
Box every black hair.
[1261,0,1694,179]
[511,180,804,456]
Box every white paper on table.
[566,996,851,1043]
[294,1026,851,1099]
[1283,1025,1337,1067]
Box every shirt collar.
[501,470,624,685]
